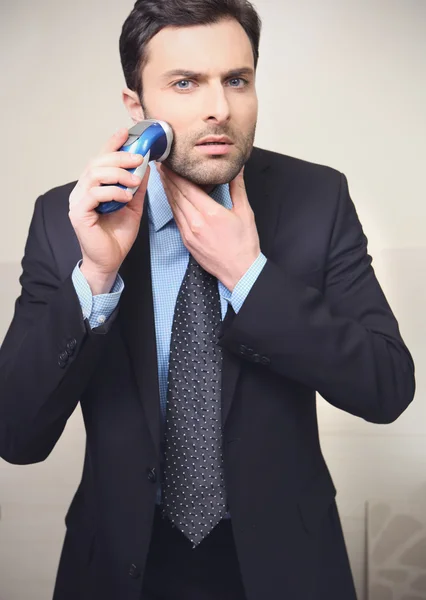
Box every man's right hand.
[69,128,150,295]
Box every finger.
[229,167,247,212]
[98,128,130,155]
[161,174,193,236]
[169,194,194,244]
[70,186,133,213]
[161,174,204,231]
[90,151,143,170]
[127,165,150,215]
[159,164,218,216]
[80,167,141,191]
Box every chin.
[171,157,244,187]
[191,169,238,187]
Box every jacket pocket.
[297,466,337,534]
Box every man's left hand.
[157,164,261,292]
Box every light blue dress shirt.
[72,162,267,509]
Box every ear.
[122,87,145,124]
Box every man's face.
[139,18,258,187]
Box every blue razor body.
[96,120,173,215]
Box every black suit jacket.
[0,147,415,600]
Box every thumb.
[230,167,247,212]
[128,165,150,216]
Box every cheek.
[148,98,196,142]
[143,89,186,122]
[234,109,258,144]
[245,95,259,123]
[230,93,258,124]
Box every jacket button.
[129,563,141,579]
[252,354,261,363]
[261,356,271,366]
[66,338,77,355]
[239,345,254,356]
[59,351,69,362]
[146,468,157,483]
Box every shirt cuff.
[71,261,124,329]
[218,253,267,314]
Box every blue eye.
[228,78,247,87]
[175,80,193,90]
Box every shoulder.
[246,148,351,273]
[35,181,78,239]
[249,146,343,193]
[38,180,77,220]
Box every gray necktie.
[162,253,227,546]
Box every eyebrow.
[161,67,255,81]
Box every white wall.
[1,1,425,599]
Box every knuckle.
[90,166,101,180]
[84,167,95,183]
[190,220,203,235]
[182,230,192,245]
[68,210,77,226]
[87,158,100,174]
[85,187,95,202]
[69,191,79,208]
[114,187,125,200]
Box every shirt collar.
[147,162,233,233]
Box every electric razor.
[96,119,173,214]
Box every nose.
[202,82,231,125]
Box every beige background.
[1,1,425,599]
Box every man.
[0,0,415,599]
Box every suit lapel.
[221,149,277,427]
[119,204,162,458]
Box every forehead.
[143,18,254,77]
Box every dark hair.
[119,0,262,98]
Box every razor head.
[123,119,173,162]
[95,120,173,215]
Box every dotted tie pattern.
[162,253,227,547]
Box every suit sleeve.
[218,173,415,424]
[0,195,117,464]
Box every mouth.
[196,136,233,146]
[195,136,234,155]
